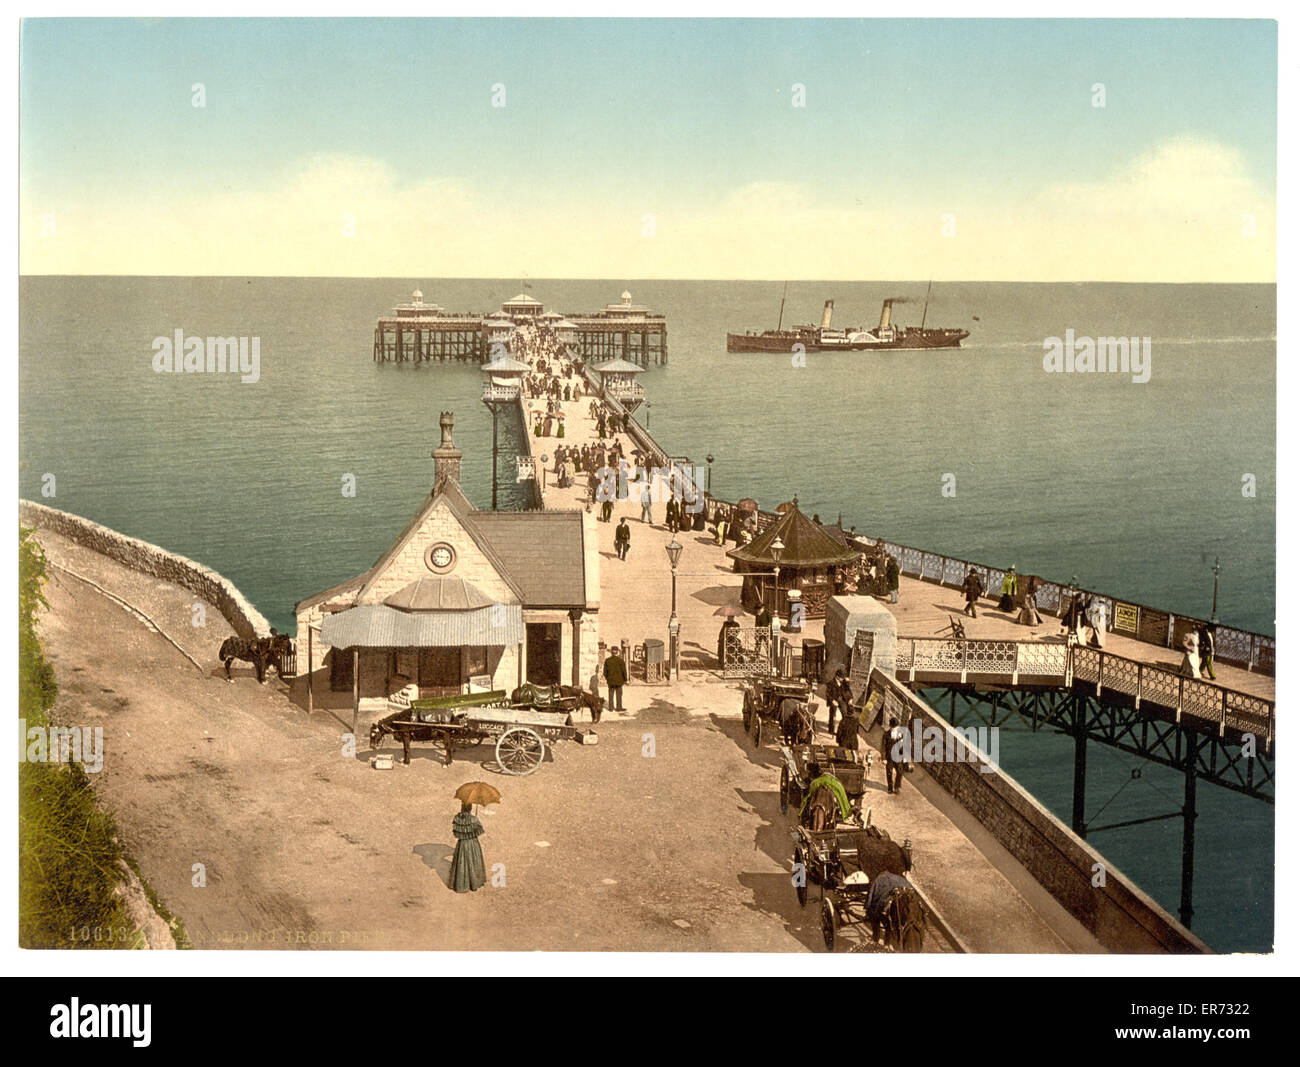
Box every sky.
[19,17,1278,281]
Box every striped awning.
[320,603,524,649]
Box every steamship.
[726,289,970,353]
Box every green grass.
[17,523,177,949]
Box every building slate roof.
[470,510,588,606]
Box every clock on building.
[425,543,456,573]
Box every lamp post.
[666,536,683,680]
[1210,556,1221,624]
[706,454,714,495]
[770,535,785,671]
[1065,575,1079,643]
[645,401,651,431]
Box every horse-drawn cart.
[779,742,872,822]
[740,677,816,748]
[369,689,581,775]
[791,822,924,952]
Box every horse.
[866,873,925,952]
[779,697,815,746]
[219,631,293,684]
[510,682,605,723]
[846,826,913,877]
[802,781,842,832]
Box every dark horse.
[779,697,815,747]
[219,631,293,684]
[510,682,605,723]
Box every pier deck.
[520,370,1109,952]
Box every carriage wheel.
[742,692,752,732]
[779,767,790,814]
[794,846,807,908]
[752,715,762,747]
[495,727,546,776]
[820,899,837,951]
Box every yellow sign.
[1114,602,1138,633]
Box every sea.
[18,276,1276,952]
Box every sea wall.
[865,667,1211,954]
[19,500,271,642]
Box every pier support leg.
[490,406,499,511]
[1071,696,1088,838]
[1180,728,1200,928]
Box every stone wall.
[867,668,1210,954]
[19,500,270,642]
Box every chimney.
[878,300,893,332]
[821,300,834,329]
[432,411,463,494]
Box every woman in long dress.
[1019,577,1042,626]
[998,566,1018,612]
[450,802,487,893]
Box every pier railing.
[897,636,1274,750]
[702,495,1274,677]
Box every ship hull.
[727,328,970,353]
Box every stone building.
[294,413,599,717]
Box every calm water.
[18,276,1275,950]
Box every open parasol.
[455,782,502,807]
[712,604,744,618]
[737,498,759,512]
[775,500,796,513]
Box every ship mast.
[920,279,932,330]
[777,281,788,331]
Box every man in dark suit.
[614,517,631,560]
[827,668,853,735]
[603,646,628,713]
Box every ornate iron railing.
[898,637,1274,751]
[702,491,1274,675]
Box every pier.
[510,323,1272,948]
[374,289,668,366]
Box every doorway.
[526,623,562,685]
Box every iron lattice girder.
[922,686,1273,803]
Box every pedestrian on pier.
[1085,597,1107,648]
[1198,624,1217,680]
[597,412,606,439]
[883,717,907,793]
[603,646,627,712]
[886,556,900,604]
[1019,576,1042,626]
[962,568,983,618]
[827,668,853,735]
[614,517,631,560]
[1179,630,1202,679]
[639,483,653,524]
[998,565,1018,612]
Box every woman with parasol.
[449,782,499,893]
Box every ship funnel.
[821,300,834,329]
[878,300,893,331]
